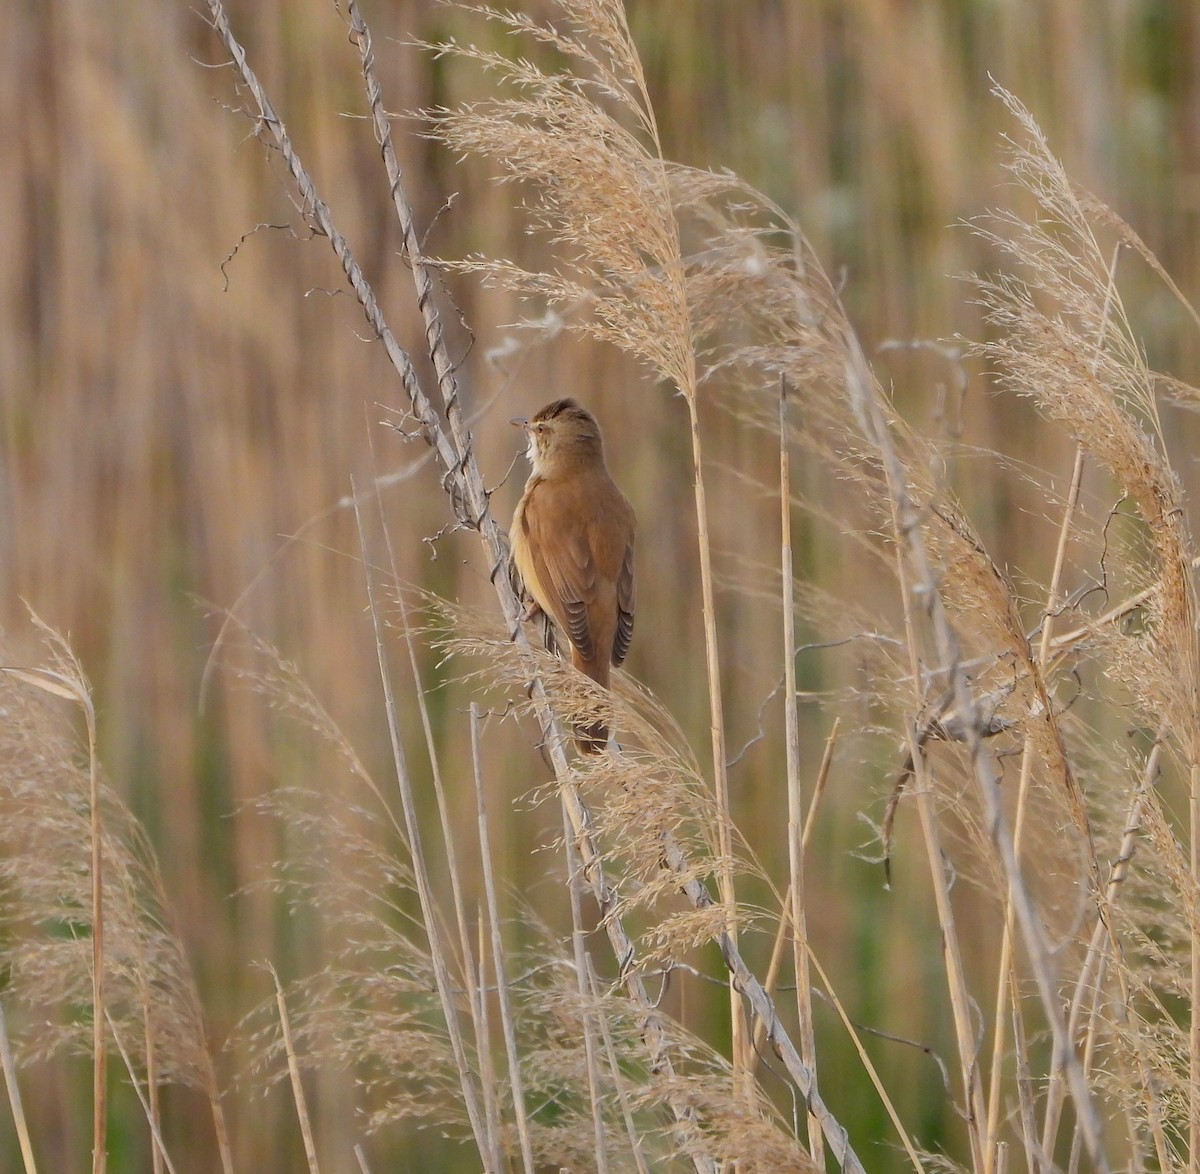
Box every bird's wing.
[540,532,598,662]
[612,541,635,666]
[522,491,599,663]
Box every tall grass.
[4,0,1200,1170]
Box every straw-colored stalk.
[979,437,1085,1171]
[351,483,492,1155]
[0,999,38,1174]
[269,964,320,1174]
[779,379,822,1163]
[469,703,535,1173]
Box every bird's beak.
[510,416,530,431]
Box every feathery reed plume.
[971,84,1200,1166]
[424,595,744,939]
[235,783,466,1139]
[0,626,232,1173]
[697,75,1200,1167]
[231,627,827,1168]
[2,619,107,1174]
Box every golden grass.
[4,0,1200,1170]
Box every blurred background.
[3,0,1200,1169]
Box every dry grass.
[5,0,1200,1171]
[0,624,231,1173]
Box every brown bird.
[510,398,636,753]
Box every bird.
[510,398,636,753]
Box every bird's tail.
[571,649,611,754]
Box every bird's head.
[511,398,604,476]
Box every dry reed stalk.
[103,1010,179,1174]
[468,703,535,1173]
[801,945,925,1170]
[144,997,162,1174]
[1193,758,1200,1172]
[779,379,822,1164]
[586,956,647,1174]
[377,500,489,1116]
[384,585,468,931]
[1021,248,1115,1164]
[750,717,838,1076]
[0,999,37,1174]
[89,679,104,1174]
[269,964,321,1174]
[983,441,1086,1171]
[350,483,491,1156]
[473,922,502,1170]
[563,836,609,1173]
[906,727,987,1169]
[687,394,748,1083]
